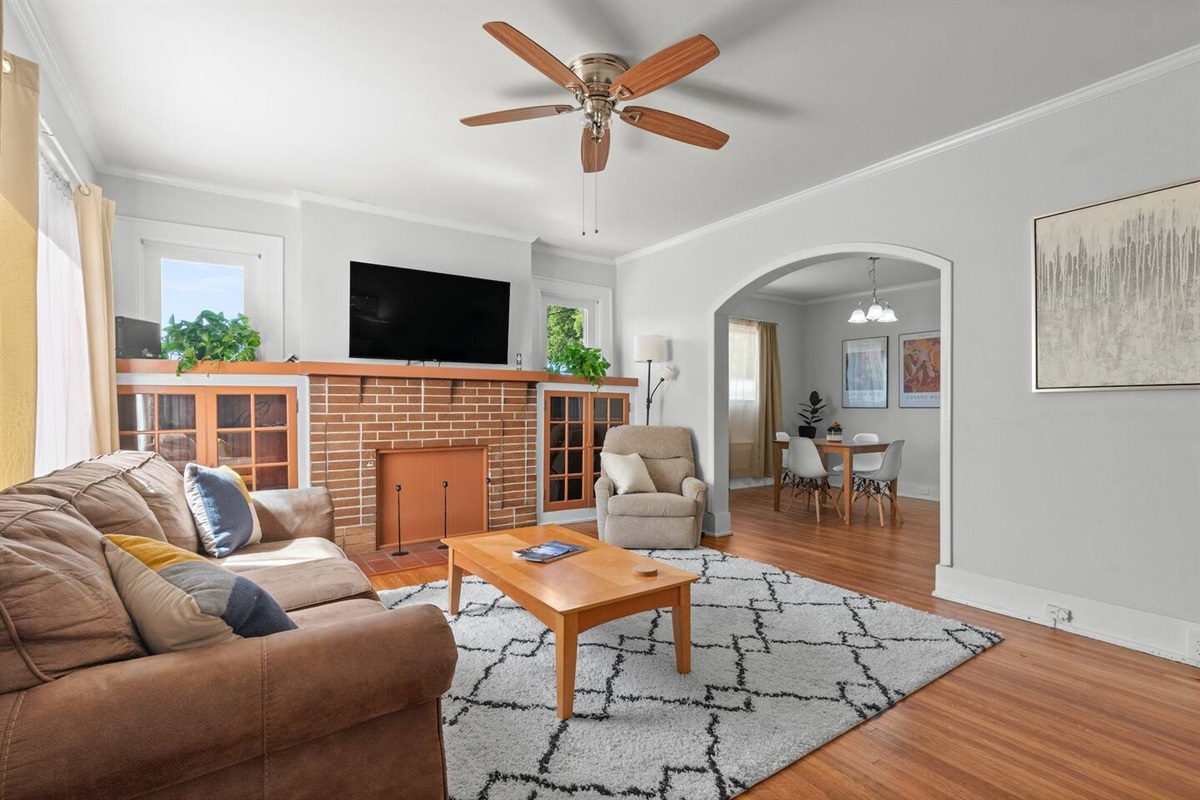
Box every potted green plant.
[161,311,262,376]
[826,420,843,442]
[797,390,826,438]
[551,341,610,387]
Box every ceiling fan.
[462,22,730,174]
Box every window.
[160,258,244,330]
[532,277,612,370]
[546,304,586,372]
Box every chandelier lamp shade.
[848,257,898,324]
[634,335,668,425]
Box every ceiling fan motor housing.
[570,53,628,139]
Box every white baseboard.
[537,509,597,526]
[934,566,1199,666]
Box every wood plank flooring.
[368,486,1200,799]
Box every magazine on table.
[513,540,585,563]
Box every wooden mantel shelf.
[116,358,639,387]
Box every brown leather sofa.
[0,451,457,800]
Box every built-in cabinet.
[542,390,629,512]
[116,386,298,490]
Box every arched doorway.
[707,243,954,566]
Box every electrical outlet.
[918,486,931,496]
[1187,630,1200,663]
[1045,604,1072,625]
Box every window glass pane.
[548,423,566,448]
[217,395,252,428]
[567,450,582,474]
[593,424,608,449]
[255,431,288,463]
[567,396,583,420]
[568,423,583,447]
[610,398,624,420]
[217,432,252,466]
[119,433,155,452]
[118,394,154,431]
[254,395,287,427]
[549,396,565,421]
[593,396,607,420]
[549,450,566,476]
[160,259,244,330]
[567,477,583,500]
[548,479,564,502]
[546,305,584,372]
[255,465,289,491]
[158,433,196,469]
[158,395,195,430]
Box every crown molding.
[753,278,942,308]
[6,0,105,171]
[531,242,617,266]
[101,165,299,206]
[616,44,1200,265]
[293,190,537,243]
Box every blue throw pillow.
[184,464,262,557]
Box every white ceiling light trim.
[615,44,1200,266]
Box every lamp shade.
[848,308,868,324]
[634,335,666,363]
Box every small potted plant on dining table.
[826,421,843,442]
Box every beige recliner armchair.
[595,426,709,549]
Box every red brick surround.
[309,376,537,554]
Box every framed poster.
[1034,179,1199,391]
[842,336,888,408]
[900,331,940,408]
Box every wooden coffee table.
[442,525,699,720]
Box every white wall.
[615,63,1200,634]
[532,246,617,289]
[799,282,942,498]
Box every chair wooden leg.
[877,493,885,526]
[814,488,821,523]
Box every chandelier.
[848,257,898,324]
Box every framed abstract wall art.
[842,336,888,408]
[1033,179,1199,391]
[900,331,940,408]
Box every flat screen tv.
[349,261,510,364]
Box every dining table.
[772,437,896,525]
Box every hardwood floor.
[368,486,1200,799]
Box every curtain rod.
[729,316,779,326]
[39,117,92,197]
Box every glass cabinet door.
[543,390,629,512]
[211,389,295,490]
[117,389,202,471]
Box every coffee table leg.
[673,584,692,674]
[447,550,462,615]
[555,614,579,720]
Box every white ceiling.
[28,0,1200,258]
[755,257,940,304]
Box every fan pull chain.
[594,170,599,234]
[581,170,586,236]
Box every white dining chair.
[776,431,792,484]
[851,440,905,526]
[784,437,841,523]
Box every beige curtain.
[754,322,783,477]
[74,184,119,454]
[0,43,41,487]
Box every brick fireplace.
[309,375,538,554]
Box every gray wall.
[614,63,1200,624]
[799,282,941,498]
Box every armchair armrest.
[251,487,335,542]
[594,475,614,535]
[682,476,709,506]
[0,604,456,800]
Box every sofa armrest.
[594,475,614,535]
[251,487,335,542]
[0,604,456,800]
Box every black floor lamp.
[634,335,666,425]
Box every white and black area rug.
[381,548,1000,800]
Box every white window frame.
[532,277,612,370]
[113,216,285,361]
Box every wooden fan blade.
[483,22,583,93]
[581,129,611,173]
[461,105,576,126]
[620,107,729,149]
[610,34,719,100]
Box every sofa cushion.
[103,534,296,654]
[90,451,201,552]
[209,537,349,572]
[606,492,700,518]
[185,464,263,557]
[600,452,656,495]
[236,558,376,611]
[0,495,146,692]
[4,461,168,542]
[288,597,388,628]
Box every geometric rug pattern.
[381,547,1001,800]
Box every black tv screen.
[349,261,510,364]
